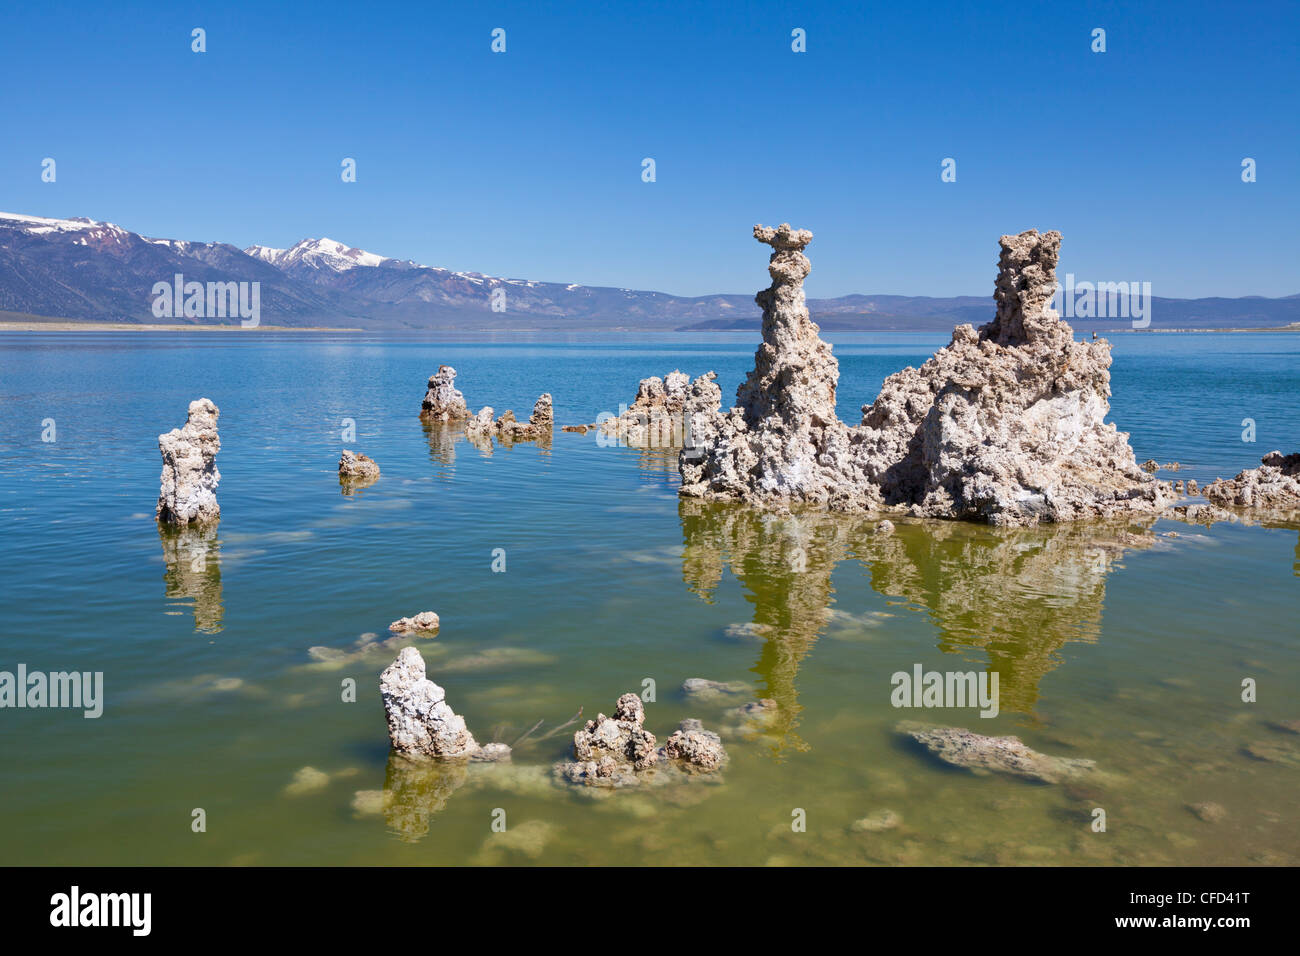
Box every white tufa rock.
[420,365,470,421]
[681,225,1172,526]
[388,611,441,633]
[156,398,221,524]
[380,647,482,758]
[1204,451,1300,510]
[465,393,553,444]
[601,371,722,447]
[339,449,380,479]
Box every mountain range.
[2,212,1297,332]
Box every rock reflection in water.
[158,523,223,633]
[423,421,551,465]
[422,422,462,467]
[339,474,380,496]
[364,753,471,843]
[678,500,1159,743]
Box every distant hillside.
[3,212,1297,332]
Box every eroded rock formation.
[338,450,380,493]
[555,692,727,787]
[663,720,728,772]
[680,225,1171,526]
[465,394,554,445]
[601,371,722,448]
[157,398,221,524]
[420,365,470,422]
[339,449,379,478]
[1204,451,1300,510]
[380,646,507,760]
[389,611,440,633]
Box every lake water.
[0,330,1297,865]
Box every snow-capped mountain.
[3,211,1296,330]
[245,238,392,273]
[0,212,348,325]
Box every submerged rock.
[897,720,1096,783]
[720,698,781,739]
[284,766,330,796]
[681,677,749,703]
[338,449,380,480]
[388,611,441,634]
[420,365,470,422]
[1187,801,1227,824]
[380,646,485,758]
[475,819,557,863]
[156,398,221,524]
[680,225,1169,526]
[601,370,722,448]
[1204,451,1300,510]
[851,809,902,832]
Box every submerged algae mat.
[0,333,1297,865]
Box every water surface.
[0,331,1296,865]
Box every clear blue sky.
[1,1,1296,298]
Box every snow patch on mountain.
[243,237,387,272]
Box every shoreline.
[0,321,363,332]
[1,319,1297,335]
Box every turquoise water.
[0,331,1296,865]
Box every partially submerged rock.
[680,225,1170,526]
[338,447,379,478]
[338,449,380,495]
[897,720,1096,783]
[380,646,496,759]
[555,693,728,788]
[1204,451,1300,510]
[388,611,440,634]
[601,370,722,448]
[420,365,470,422]
[466,394,554,445]
[663,722,728,772]
[558,693,658,787]
[1174,502,1238,525]
[157,398,221,524]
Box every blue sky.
[1,1,1296,298]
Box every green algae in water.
[0,333,1296,866]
